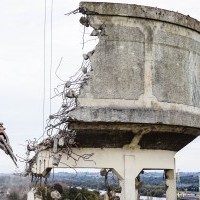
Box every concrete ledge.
[33,148,176,179]
[68,121,199,151]
[69,106,200,129]
[80,2,200,33]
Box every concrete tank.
[31,3,200,200]
[69,2,200,151]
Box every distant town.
[0,171,199,199]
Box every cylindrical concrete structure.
[69,2,200,151]
[29,3,200,200]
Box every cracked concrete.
[29,3,200,199]
[67,2,200,151]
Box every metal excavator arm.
[0,123,18,167]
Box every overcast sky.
[0,0,200,173]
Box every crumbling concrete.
[30,2,200,200]
[68,2,200,151]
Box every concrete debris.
[49,115,55,120]
[58,137,65,147]
[53,138,58,153]
[83,53,89,60]
[82,66,87,74]
[65,88,76,98]
[83,50,95,60]
[27,143,36,152]
[50,190,61,199]
[79,16,89,27]
[52,153,62,166]
[68,137,75,145]
[100,168,108,176]
[90,29,100,36]
[65,81,71,88]
[61,103,68,108]
[87,49,95,58]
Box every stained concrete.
[79,25,145,100]
[153,30,200,107]
[68,2,200,151]
[29,4,200,200]
[69,122,200,151]
[79,2,200,33]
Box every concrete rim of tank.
[80,1,200,34]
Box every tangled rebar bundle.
[24,54,95,178]
[46,57,92,137]
[24,6,100,182]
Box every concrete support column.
[166,169,176,200]
[119,155,135,200]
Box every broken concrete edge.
[31,120,199,151]
[68,121,200,134]
[79,1,200,34]
[68,106,200,130]
[68,121,198,151]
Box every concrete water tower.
[31,2,200,200]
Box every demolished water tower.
[30,2,200,200]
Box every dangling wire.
[24,9,96,178]
[42,0,47,140]
[55,57,64,82]
[50,0,54,115]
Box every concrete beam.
[32,148,176,200]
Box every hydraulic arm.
[0,123,17,167]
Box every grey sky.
[0,0,200,173]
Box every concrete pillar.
[166,169,176,200]
[119,155,135,200]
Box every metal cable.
[42,0,47,140]
[50,0,54,115]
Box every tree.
[62,187,100,200]
[7,191,20,200]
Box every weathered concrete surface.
[67,2,200,151]
[70,122,200,151]
[79,2,200,34]
[80,25,145,100]
[30,4,200,200]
